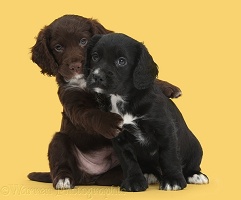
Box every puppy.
[85,33,209,192]
[28,14,183,189]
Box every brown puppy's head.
[31,15,112,82]
[85,33,158,95]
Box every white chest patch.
[110,94,124,115]
[122,113,137,126]
[110,95,137,126]
[110,94,148,145]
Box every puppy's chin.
[64,74,84,82]
[86,78,119,95]
[61,74,87,89]
[93,87,104,94]
[90,85,121,95]
[88,86,109,95]
[86,80,106,94]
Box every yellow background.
[0,0,240,199]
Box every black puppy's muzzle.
[92,73,106,85]
[90,69,108,86]
[87,67,117,93]
[87,69,108,90]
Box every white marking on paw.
[144,174,158,185]
[172,184,181,190]
[188,174,209,184]
[164,183,172,191]
[163,183,181,191]
[55,178,71,190]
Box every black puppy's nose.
[92,73,105,84]
[69,62,82,74]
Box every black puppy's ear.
[31,26,58,76]
[133,43,158,90]
[84,34,103,78]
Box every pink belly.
[75,146,119,175]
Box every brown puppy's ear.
[89,19,113,34]
[84,34,103,78]
[133,43,159,90]
[31,26,58,76]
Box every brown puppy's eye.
[116,57,127,66]
[79,38,88,47]
[92,52,99,62]
[54,44,64,53]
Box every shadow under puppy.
[85,33,209,192]
[28,15,183,189]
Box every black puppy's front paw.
[120,174,148,192]
[160,175,187,191]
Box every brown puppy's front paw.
[53,174,75,190]
[101,113,123,139]
[162,86,182,98]
[156,80,182,98]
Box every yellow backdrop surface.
[0,0,240,199]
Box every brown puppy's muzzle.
[69,62,83,74]
[58,50,85,81]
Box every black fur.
[85,33,209,192]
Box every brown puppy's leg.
[48,132,78,189]
[155,79,182,98]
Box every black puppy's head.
[85,33,158,95]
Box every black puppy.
[85,33,209,192]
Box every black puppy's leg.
[48,132,77,189]
[183,139,209,184]
[159,144,187,190]
[185,171,209,185]
[112,131,148,192]
[95,165,123,186]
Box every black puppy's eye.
[116,57,127,66]
[92,52,99,62]
[54,44,64,53]
[79,38,88,47]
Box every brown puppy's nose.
[69,62,82,74]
